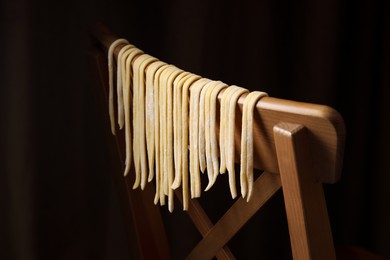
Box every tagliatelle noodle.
[117,44,135,129]
[119,46,137,135]
[145,61,166,184]
[240,93,249,199]
[189,78,210,198]
[137,55,158,190]
[209,82,228,184]
[198,81,214,174]
[119,46,137,170]
[180,74,202,210]
[152,64,171,205]
[204,81,227,191]
[226,86,249,199]
[165,66,184,212]
[131,54,151,189]
[171,72,191,190]
[155,64,174,205]
[123,48,144,177]
[159,67,175,197]
[219,86,236,174]
[243,91,268,202]
[108,38,129,135]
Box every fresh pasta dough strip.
[239,92,262,199]
[157,65,174,204]
[245,91,268,202]
[123,48,144,177]
[137,55,158,190]
[198,81,214,173]
[130,52,151,188]
[203,82,216,190]
[131,54,145,188]
[172,72,191,190]
[189,78,210,198]
[209,82,228,184]
[119,46,136,168]
[165,66,183,212]
[219,86,236,174]
[153,64,171,205]
[108,38,129,135]
[226,86,249,199]
[240,93,250,198]
[205,81,227,191]
[117,44,135,129]
[145,61,166,184]
[181,74,201,210]
[159,67,174,196]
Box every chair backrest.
[87,23,346,260]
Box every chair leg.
[273,122,336,260]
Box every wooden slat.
[175,190,235,260]
[89,23,345,184]
[186,171,282,260]
[273,122,336,260]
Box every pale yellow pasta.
[172,72,191,190]
[145,61,166,184]
[240,94,249,199]
[117,44,134,129]
[226,86,249,199]
[159,67,174,197]
[108,38,128,135]
[131,56,141,186]
[156,65,174,204]
[138,55,158,190]
[205,81,227,191]
[123,48,144,177]
[129,53,151,186]
[153,64,172,205]
[118,46,136,169]
[198,81,214,173]
[110,38,269,210]
[219,86,236,174]
[244,91,268,202]
[165,66,184,212]
[209,82,228,184]
[203,82,216,190]
[189,78,209,198]
[181,74,201,210]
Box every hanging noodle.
[123,48,143,177]
[180,74,201,210]
[108,38,129,135]
[117,44,135,129]
[226,86,249,199]
[241,91,268,201]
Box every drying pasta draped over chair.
[107,38,268,212]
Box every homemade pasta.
[117,44,134,129]
[123,47,143,177]
[108,40,267,211]
[240,91,268,200]
[225,86,249,199]
[108,38,128,135]
[179,74,202,210]
[189,78,210,198]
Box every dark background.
[1,0,390,259]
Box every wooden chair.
[87,23,346,260]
